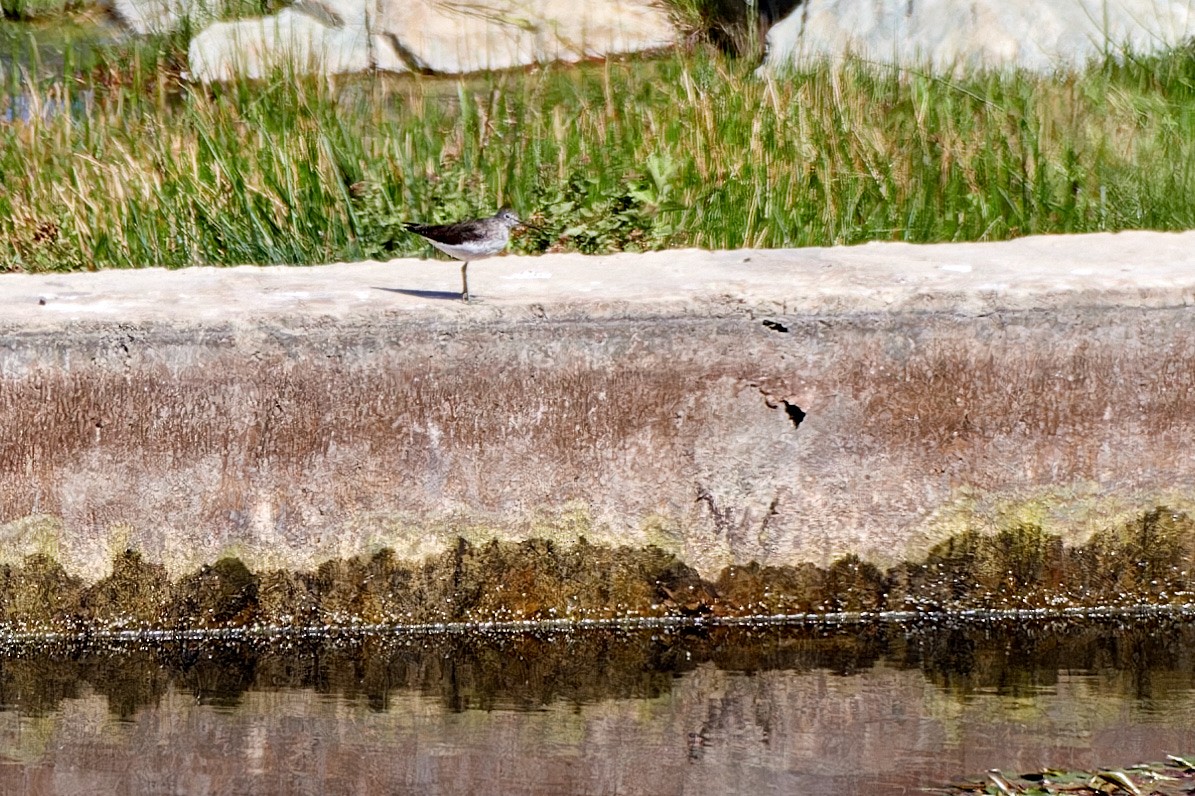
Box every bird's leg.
[460,262,470,303]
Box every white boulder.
[187,0,406,82]
[109,0,219,35]
[184,0,678,83]
[374,0,677,74]
[761,0,1195,73]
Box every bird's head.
[495,207,522,228]
[497,206,545,232]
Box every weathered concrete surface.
[2,230,1195,580]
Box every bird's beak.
[519,220,546,232]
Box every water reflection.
[1,89,94,123]
[0,619,1191,794]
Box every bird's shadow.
[373,287,463,301]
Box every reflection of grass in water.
[5,38,1195,269]
[0,9,119,64]
[2,618,1195,719]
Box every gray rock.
[762,0,1195,73]
[186,2,405,83]
[184,0,677,83]
[374,0,677,74]
[108,0,219,35]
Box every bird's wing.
[403,220,475,241]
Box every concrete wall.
[3,231,1195,579]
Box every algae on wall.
[0,507,1192,634]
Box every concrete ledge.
[4,230,1195,327]
[2,230,1194,579]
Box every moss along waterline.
[0,507,1186,636]
[4,29,1195,270]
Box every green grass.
[4,33,1195,271]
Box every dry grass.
[3,37,1195,269]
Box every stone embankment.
[3,231,1195,585]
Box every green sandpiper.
[404,207,538,302]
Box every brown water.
[0,619,1192,795]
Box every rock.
[183,0,678,83]
[761,0,1195,73]
[187,0,406,83]
[108,0,219,35]
[374,0,678,74]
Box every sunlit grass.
[4,34,1195,270]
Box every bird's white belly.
[429,238,505,261]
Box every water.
[0,619,1192,795]
[0,14,118,123]
[0,14,120,73]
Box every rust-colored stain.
[0,307,1194,577]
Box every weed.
[3,36,1195,268]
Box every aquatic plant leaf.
[940,757,1195,795]
[986,770,1020,796]
[1089,770,1144,796]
